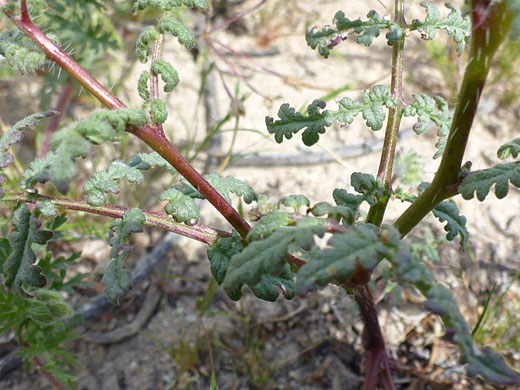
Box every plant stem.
[39,78,74,158]
[366,0,405,227]
[394,0,514,237]
[2,3,252,238]
[3,192,228,244]
[353,284,395,390]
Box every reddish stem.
[3,3,252,238]
[39,77,74,158]
[32,356,67,390]
[353,284,395,390]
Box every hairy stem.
[353,284,395,390]
[3,193,228,244]
[2,3,252,238]
[366,0,405,227]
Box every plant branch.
[366,0,405,227]
[353,284,395,390]
[39,78,74,159]
[2,3,252,238]
[394,0,514,237]
[2,192,228,244]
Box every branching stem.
[394,0,514,237]
[2,2,252,238]
[3,192,228,244]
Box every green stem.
[3,193,228,244]
[366,0,405,227]
[394,0,514,237]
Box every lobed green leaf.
[296,224,401,294]
[497,138,520,160]
[431,200,469,250]
[22,108,147,194]
[391,247,520,385]
[0,111,56,196]
[279,195,310,211]
[132,0,208,14]
[160,187,200,222]
[137,71,151,103]
[83,160,144,206]
[207,233,242,285]
[223,218,325,300]
[102,208,145,304]
[128,151,176,175]
[403,94,451,159]
[151,98,168,124]
[136,26,158,63]
[157,17,195,50]
[180,173,258,205]
[0,30,58,73]
[151,59,180,93]
[306,10,399,58]
[411,2,470,56]
[4,205,53,294]
[266,100,332,146]
[459,163,520,201]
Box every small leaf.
[132,0,208,14]
[102,258,132,305]
[280,195,310,211]
[310,201,356,225]
[389,248,520,386]
[151,98,168,124]
[128,151,176,175]
[4,205,53,294]
[157,17,195,50]
[336,85,395,130]
[207,233,242,285]
[160,187,200,223]
[0,30,59,73]
[0,111,56,195]
[351,172,386,205]
[138,71,151,102]
[403,94,451,159]
[180,173,258,205]
[151,59,179,93]
[37,201,58,218]
[135,26,158,63]
[459,163,520,201]
[296,224,401,294]
[223,218,325,299]
[102,209,145,304]
[247,211,290,242]
[266,100,332,146]
[411,3,470,56]
[305,10,397,58]
[432,200,469,249]
[497,138,520,160]
[250,264,295,302]
[83,160,144,206]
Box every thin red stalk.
[207,36,285,79]
[353,284,395,390]
[208,0,267,34]
[7,1,125,110]
[2,4,252,238]
[39,77,74,158]
[33,356,67,390]
[205,38,268,99]
[3,192,228,244]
